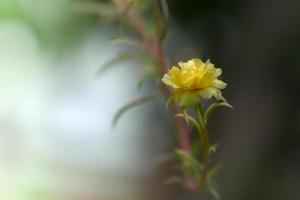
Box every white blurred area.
[0,2,151,199]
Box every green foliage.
[112,91,162,127]
[209,143,219,155]
[208,187,221,200]
[72,1,119,20]
[83,0,232,198]
[96,52,140,76]
[152,0,169,41]
[164,175,182,185]
[208,164,222,180]
[172,99,230,195]
[159,0,169,24]
[137,65,159,89]
[136,69,153,88]
[110,36,143,49]
[204,101,233,124]
[175,149,203,181]
[176,113,202,134]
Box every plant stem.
[195,105,210,191]
[125,3,195,190]
[154,36,196,190]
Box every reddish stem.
[154,40,196,191]
[153,40,191,152]
[125,6,196,190]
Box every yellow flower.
[162,58,227,106]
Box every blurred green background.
[0,0,299,200]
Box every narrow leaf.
[176,149,203,181]
[116,0,135,34]
[166,95,174,111]
[137,65,158,89]
[204,102,233,124]
[208,164,222,179]
[175,149,203,172]
[152,0,169,41]
[160,0,169,23]
[72,1,118,18]
[110,37,143,49]
[164,175,182,185]
[183,108,189,124]
[156,152,176,166]
[176,113,202,134]
[209,143,219,155]
[96,52,138,76]
[137,72,151,89]
[208,187,221,200]
[120,0,135,16]
[112,91,162,127]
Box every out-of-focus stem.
[155,40,196,190]
[154,40,192,152]
[125,5,196,190]
[126,5,192,152]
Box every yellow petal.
[213,80,227,89]
[161,58,227,102]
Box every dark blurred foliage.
[164,0,300,199]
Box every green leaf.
[110,37,143,49]
[183,108,189,124]
[208,164,222,179]
[152,0,169,41]
[160,0,170,24]
[137,64,159,89]
[164,175,182,185]
[208,187,221,200]
[176,113,202,134]
[72,1,118,19]
[155,152,176,166]
[112,91,162,127]
[175,149,203,179]
[137,72,152,89]
[204,101,233,124]
[115,0,136,34]
[198,88,222,101]
[209,143,219,155]
[96,52,139,76]
[120,0,135,15]
[166,95,174,111]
